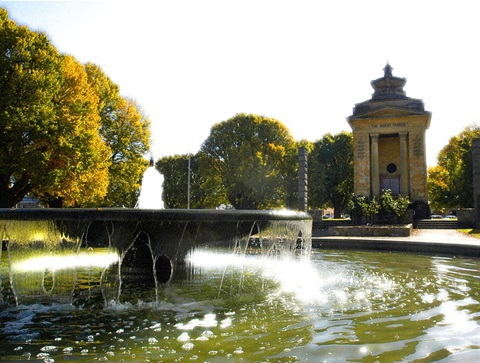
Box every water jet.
[136,163,165,209]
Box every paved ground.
[411,228,479,242]
[312,229,480,257]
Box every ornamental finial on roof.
[384,63,393,77]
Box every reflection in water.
[0,249,479,362]
[11,250,119,272]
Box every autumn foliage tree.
[85,64,150,207]
[0,9,61,206]
[0,10,110,207]
[428,124,480,210]
[0,9,150,207]
[34,55,111,207]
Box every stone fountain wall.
[0,208,312,306]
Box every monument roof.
[349,64,429,119]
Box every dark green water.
[1,249,479,362]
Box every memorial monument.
[347,64,432,218]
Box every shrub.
[348,190,410,225]
[348,194,380,225]
[379,189,410,224]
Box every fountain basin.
[0,209,479,361]
[0,207,311,222]
[0,208,312,306]
[0,208,311,255]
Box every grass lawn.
[458,229,480,239]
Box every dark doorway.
[381,176,400,195]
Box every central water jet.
[136,158,164,209]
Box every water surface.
[1,249,479,362]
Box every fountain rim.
[0,208,312,222]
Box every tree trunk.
[0,174,33,208]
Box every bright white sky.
[1,0,479,166]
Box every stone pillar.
[353,132,371,196]
[298,147,308,212]
[409,130,428,202]
[399,131,409,196]
[472,139,480,227]
[370,133,380,197]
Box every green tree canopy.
[157,154,205,209]
[428,124,480,210]
[309,132,354,217]
[199,113,296,209]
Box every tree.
[34,55,111,207]
[309,132,354,217]
[157,155,187,209]
[0,9,61,206]
[428,125,480,210]
[0,10,110,207]
[157,154,195,209]
[199,113,296,209]
[85,63,151,207]
[427,165,450,212]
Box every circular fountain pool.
[1,249,478,362]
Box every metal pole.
[187,153,191,209]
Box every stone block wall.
[328,224,412,237]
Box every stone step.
[312,219,353,229]
[414,219,458,229]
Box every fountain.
[1,242,478,361]
[0,208,311,306]
[136,158,164,209]
[0,166,478,361]
[0,162,311,306]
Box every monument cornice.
[347,110,432,129]
[350,99,429,118]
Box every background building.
[347,64,431,218]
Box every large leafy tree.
[309,132,354,217]
[428,124,480,210]
[85,63,150,207]
[34,55,111,207]
[0,10,111,207]
[199,113,296,209]
[0,9,150,208]
[0,8,62,207]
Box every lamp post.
[187,153,191,209]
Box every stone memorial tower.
[347,64,431,218]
